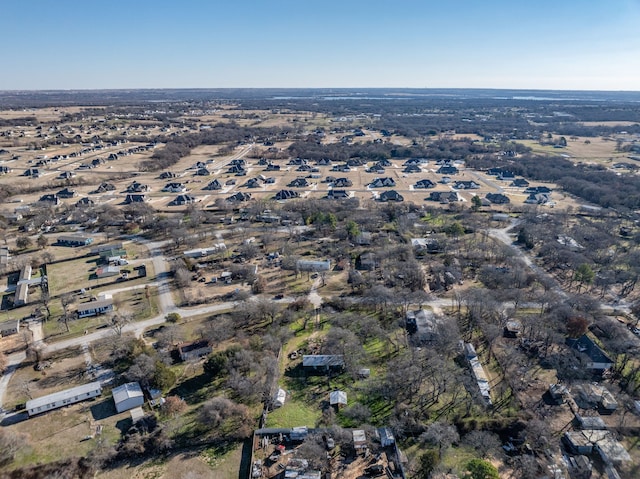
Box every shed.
[378,427,395,447]
[0,319,20,337]
[302,355,345,373]
[329,390,347,408]
[353,429,367,451]
[274,388,286,408]
[130,407,145,423]
[112,382,144,413]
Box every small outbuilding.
[274,388,287,408]
[112,382,145,413]
[0,319,20,337]
[329,390,347,409]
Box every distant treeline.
[468,154,640,211]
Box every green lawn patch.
[266,398,320,428]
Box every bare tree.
[108,311,132,336]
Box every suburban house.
[369,177,395,188]
[274,190,300,200]
[428,191,459,203]
[159,171,177,179]
[302,355,345,373]
[567,335,614,373]
[0,319,20,337]
[453,180,480,190]
[525,192,551,205]
[436,165,458,174]
[77,294,114,318]
[331,163,351,172]
[227,192,251,202]
[124,194,147,204]
[178,340,212,361]
[296,259,331,272]
[23,168,40,177]
[486,193,510,204]
[288,178,309,188]
[403,164,421,173]
[56,235,93,247]
[227,165,245,175]
[195,167,211,176]
[288,158,308,165]
[264,163,281,171]
[162,182,187,193]
[327,189,349,199]
[367,165,385,174]
[57,187,77,198]
[414,179,436,189]
[126,181,150,193]
[171,194,196,206]
[511,178,530,187]
[202,179,223,191]
[75,197,95,207]
[498,171,516,180]
[112,382,145,413]
[244,178,260,188]
[379,190,404,202]
[38,194,60,205]
[411,237,442,254]
[93,182,116,193]
[525,186,552,194]
[26,381,102,417]
[332,178,353,187]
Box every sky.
[2,0,640,91]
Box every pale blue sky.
[2,0,639,90]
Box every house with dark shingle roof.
[486,193,510,204]
[275,190,300,200]
[379,190,404,202]
[227,192,252,202]
[415,179,435,189]
[204,179,222,190]
[369,177,395,188]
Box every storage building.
[112,382,145,413]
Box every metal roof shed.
[112,382,144,413]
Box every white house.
[77,293,113,318]
[26,381,102,417]
[112,382,145,413]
